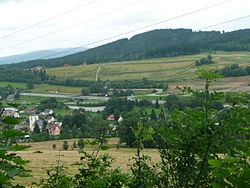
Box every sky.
[0,0,250,57]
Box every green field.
[31,84,82,95]
[46,52,250,81]
[1,52,249,95]
[0,82,83,96]
[0,81,26,88]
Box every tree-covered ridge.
[5,28,250,68]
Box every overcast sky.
[0,0,249,57]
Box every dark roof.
[34,119,44,126]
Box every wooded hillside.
[5,28,250,68]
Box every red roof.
[46,116,54,120]
[47,124,61,130]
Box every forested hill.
[5,28,250,68]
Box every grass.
[134,95,167,100]
[15,138,160,187]
[18,95,74,104]
[132,90,154,95]
[46,51,250,82]
[31,84,82,95]
[0,81,83,96]
[0,81,26,89]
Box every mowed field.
[15,138,160,187]
[0,81,82,95]
[47,52,250,81]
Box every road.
[20,93,109,101]
[96,64,105,81]
[20,88,166,104]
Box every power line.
[36,0,234,60]
[0,0,100,39]
[0,0,146,52]
[199,14,250,30]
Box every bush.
[77,139,85,150]
[63,141,69,150]
[195,55,215,66]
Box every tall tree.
[33,123,40,134]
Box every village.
[1,100,124,141]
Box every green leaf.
[100,145,111,150]
[89,141,97,145]
[209,159,222,168]
[2,116,20,125]
[7,168,22,178]
[211,182,222,188]
[0,173,9,185]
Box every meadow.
[15,138,159,187]
[0,81,82,96]
[46,52,250,81]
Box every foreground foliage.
[0,104,30,187]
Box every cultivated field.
[168,75,250,93]
[15,138,159,187]
[47,52,250,81]
[31,84,82,95]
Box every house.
[46,116,56,123]
[33,66,45,71]
[54,122,62,127]
[3,108,20,118]
[118,115,123,123]
[29,114,39,131]
[25,108,37,114]
[14,124,28,131]
[7,94,15,101]
[9,112,20,118]
[40,109,53,116]
[47,124,61,135]
[107,114,115,121]
[4,108,18,112]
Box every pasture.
[46,52,250,82]
[15,138,159,187]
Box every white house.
[3,108,20,118]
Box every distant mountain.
[0,47,87,65]
[5,28,250,68]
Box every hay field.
[31,84,82,95]
[168,75,250,93]
[47,52,250,81]
[15,138,160,187]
